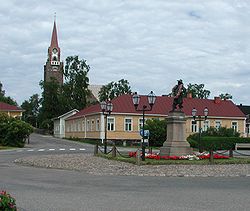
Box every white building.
[53,109,79,138]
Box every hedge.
[187,136,250,151]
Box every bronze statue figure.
[172,79,186,111]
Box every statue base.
[160,111,193,156]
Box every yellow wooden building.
[0,102,23,118]
[64,94,246,143]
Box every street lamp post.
[192,107,209,153]
[100,100,113,154]
[132,91,156,161]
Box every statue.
[172,79,186,111]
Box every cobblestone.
[14,153,250,177]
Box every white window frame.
[96,118,100,131]
[124,118,133,131]
[87,120,90,131]
[203,120,210,132]
[91,119,95,131]
[231,121,238,132]
[138,118,147,131]
[191,120,197,133]
[107,117,115,131]
[215,120,221,130]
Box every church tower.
[44,19,63,85]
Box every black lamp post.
[132,91,156,161]
[100,100,113,154]
[192,107,209,153]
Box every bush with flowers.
[129,151,229,160]
[0,190,17,211]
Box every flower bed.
[129,152,229,160]
[0,190,17,211]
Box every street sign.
[140,129,149,137]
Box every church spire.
[50,19,59,48]
[44,16,63,85]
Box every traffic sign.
[140,129,149,137]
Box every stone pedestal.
[160,111,192,156]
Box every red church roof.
[0,102,23,111]
[67,94,245,120]
[50,21,59,48]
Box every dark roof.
[237,105,250,115]
[67,94,245,120]
[0,102,23,111]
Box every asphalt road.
[1,134,250,211]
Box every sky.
[1,0,250,106]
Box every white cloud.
[0,0,250,105]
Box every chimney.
[214,97,221,104]
[187,93,192,99]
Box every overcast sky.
[1,0,250,106]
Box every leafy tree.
[38,78,62,130]
[0,81,17,106]
[219,93,232,100]
[144,118,167,147]
[0,82,4,97]
[99,79,132,102]
[186,83,210,99]
[21,94,40,127]
[37,55,91,130]
[63,56,91,111]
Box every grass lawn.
[0,145,16,150]
[97,153,250,165]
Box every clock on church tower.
[44,20,64,85]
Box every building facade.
[44,20,64,85]
[0,102,23,118]
[64,95,246,142]
[238,104,250,137]
[53,109,79,138]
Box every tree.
[38,78,62,130]
[186,83,210,99]
[219,93,232,100]
[37,55,91,130]
[21,94,40,127]
[99,79,132,102]
[144,118,167,147]
[0,81,17,106]
[63,56,91,111]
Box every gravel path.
[14,153,250,177]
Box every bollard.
[209,150,214,164]
[112,146,117,157]
[136,149,141,165]
[229,149,233,158]
[94,144,98,155]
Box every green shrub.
[202,127,240,137]
[0,113,33,147]
[187,135,250,151]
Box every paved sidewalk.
[15,153,250,177]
